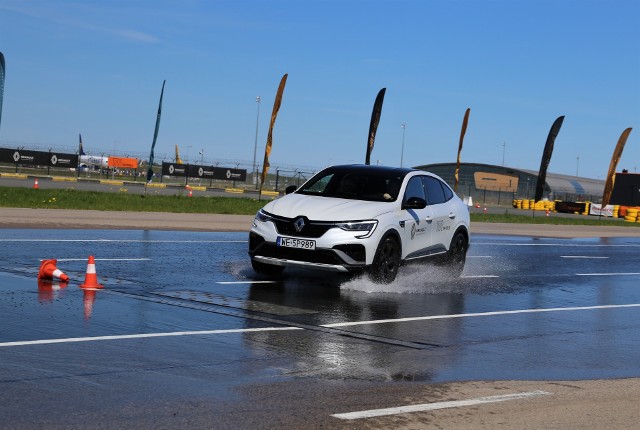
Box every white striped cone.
[79,255,104,289]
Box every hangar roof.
[416,162,605,198]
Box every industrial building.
[415,162,605,205]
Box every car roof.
[324,164,416,175]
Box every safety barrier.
[512,199,637,220]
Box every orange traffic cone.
[38,259,70,281]
[186,185,192,197]
[33,178,39,189]
[79,255,104,289]
[546,210,550,217]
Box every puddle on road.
[155,290,318,316]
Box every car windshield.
[296,167,406,202]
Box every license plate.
[277,236,316,250]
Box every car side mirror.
[403,196,427,210]
[285,185,297,195]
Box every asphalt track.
[1,208,640,429]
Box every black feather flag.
[534,116,565,202]
[365,88,386,165]
[454,108,470,192]
[0,52,5,132]
[601,127,633,208]
[146,80,166,184]
[260,73,288,196]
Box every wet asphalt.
[1,229,640,428]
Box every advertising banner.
[162,162,246,181]
[589,203,614,217]
[162,162,186,177]
[555,201,588,214]
[0,148,78,167]
[108,156,138,169]
[0,147,15,163]
[48,152,78,168]
[187,164,213,178]
[474,172,519,192]
[610,172,640,206]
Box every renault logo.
[293,217,305,232]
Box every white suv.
[248,164,470,283]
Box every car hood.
[263,194,395,221]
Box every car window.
[303,173,333,194]
[441,180,454,200]
[402,176,426,205]
[297,169,405,202]
[423,176,447,205]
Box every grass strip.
[1,186,638,228]
[0,186,265,215]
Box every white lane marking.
[0,327,301,348]
[0,239,246,243]
[216,281,279,284]
[561,256,608,259]
[467,255,493,258]
[322,303,640,328]
[332,390,552,420]
[44,258,152,262]
[576,272,640,276]
[462,275,499,278]
[4,304,639,348]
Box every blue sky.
[0,0,638,179]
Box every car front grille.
[270,216,335,238]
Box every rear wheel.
[368,235,401,283]
[251,259,285,276]
[444,231,467,278]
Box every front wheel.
[251,259,285,276]
[444,231,467,278]
[367,235,401,284]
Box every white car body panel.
[266,194,395,221]
[248,165,470,281]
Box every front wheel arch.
[367,231,402,284]
[445,227,469,277]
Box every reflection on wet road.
[1,229,640,427]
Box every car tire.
[251,259,285,276]
[444,231,467,278]
[368,235,401,284]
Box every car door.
[422,175,456,253]
[399,175,434,260]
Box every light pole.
[199,148,204,165]
[400,123,406,167]
[576,155,580,177]
[252,96,261,188]
[502,142,506,166]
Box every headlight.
[253,209,273,226]
[336,220,378,238]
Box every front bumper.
[248,226,369,273]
